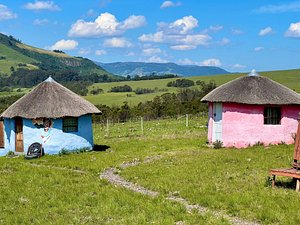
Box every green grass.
[85,69,300,106]
[0,117,299,224]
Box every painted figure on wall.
[41,119,53,145]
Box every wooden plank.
[272,175,276,188]
[0,120,4,148]
[294,116,300,161]
[270,168,300,179]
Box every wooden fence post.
[141,117,144,135]
[106,119,109,136]
[186,114,189,127]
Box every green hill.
[0,33,110,77]
[85,69,300,106]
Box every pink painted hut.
[201,70,300,148]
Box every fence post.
[141,117,144,135]
[186,114,189,127]
[106,119,109,136]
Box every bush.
[213,140,223,149]
[134,88,155,95]
[110,85,132,92]
[90,87,104,95]
[167,79,195,88]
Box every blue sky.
[1,0,300,72]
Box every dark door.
[15,118,23,152]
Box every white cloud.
[95,50,107,55]
[78,48,91,55]
[177,58,222,66]
[146,55,168,63]
[139,31,165,43]
[170,45,196,50]
[119,15,146,30]
[231,64,246,70]
[68,12,146,37]
[33,18,49,25]
[126,51,135,56]
[254,47,264,52]
[285,22,300,37]
[231,28,244,35]
[24,1,60,11]
[219,38,230,46]
[139,15,210,49]
[0,4,17,21]
[142,48,162,55]
[160,1,182,9]
[208,25,223,32]
[254,1,300,14]
[103,37,132,48]
[49,39,78,50]
[259,27,273,36]
[177,58,199,65]
[169,15,198,34]
[201,58,222,67]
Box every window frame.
[263,106,281,125]
[62,117,78,133]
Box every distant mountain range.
[96,62,230,77]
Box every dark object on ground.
[93,144,110,152]
[24,142,44,159]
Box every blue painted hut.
[0,77,101,156]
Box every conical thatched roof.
[1,77,101,119]
[201,73,300,105]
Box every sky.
[0,0,300,72]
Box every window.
[63,117,78,132]
[264,107,281,125]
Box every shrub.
[167,79,195,88]
[265,176,273,187]
[90,87,104,95]
[110,85,132,92]
[134,88,155,95]
[213,140,223,149]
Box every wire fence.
[92,112,209,140]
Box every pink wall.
[207,102,300,148]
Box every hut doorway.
[212,103,222,142]
[15,117,23,152]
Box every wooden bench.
[270,116,300,191]
[270,168,300,191]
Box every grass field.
[85,69,300,106]
[0,43,38,75]
[0,117,299,224]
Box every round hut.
[0,77,101,155]
[201,70,300,148]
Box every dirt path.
[100,156,261,225]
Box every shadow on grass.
[93,144,110,152]
[274,179,297,190]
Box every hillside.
[0,33,110,77]
[96,61,230,77]
[85,69,300,106]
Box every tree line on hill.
[92,80,216,122]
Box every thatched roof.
[201,73,300,105]
[1,77,101,119]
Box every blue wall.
[0,118,15,156]
[0,115,94,156]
